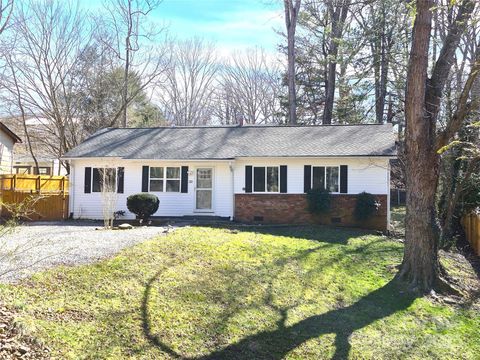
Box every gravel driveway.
[0,221,169,283]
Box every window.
[92,168,116,192]
[267,167,279,192]
[149,167,164,191]
[312,166,339,193]
[326,167,339,192]
[14,166,31,174]
[149,167,181,192]
[166,167,180,192]
[35,167,51,175]
[253,166,279,193]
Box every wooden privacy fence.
[0,174,69,221]
[462,212,480,256]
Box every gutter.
[61,155,397,161]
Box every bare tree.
[1,0,91,174]
[98,167,118,229]
[3,52,40,174]
[354,0,402,124]
[218,48,283,124]
[322,0,351,125]
[101,0,166,128]
[284,0,301,124]
[158,38,219,125]
[0,0,13,36]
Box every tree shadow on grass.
[196,279,416,360]
[140,250,415,360]
[141,272,415,359]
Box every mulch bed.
[0,305,50,359]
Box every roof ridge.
[106,123,392,130]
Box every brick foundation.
[234,194,388,231]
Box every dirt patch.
[0,305,50,359]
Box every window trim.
[311,165,340,194]
[252,165,280,194]
[92,167,117,193]
[149,166,182,193]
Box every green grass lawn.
[1,226,479,359]
[390,206,406,235]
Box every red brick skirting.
[234,194,388,231]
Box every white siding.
[0,130,14,174]
[69,156,390,220]
[69,159,234,220]
[233,157,389,195]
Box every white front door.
[195,168,213,211]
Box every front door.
[195,168,213,211]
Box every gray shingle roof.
[63,124,397,159]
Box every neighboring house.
[13,154,65,176]
[63,124,397,230]
[1,116,68,176]
[0,122,22,174]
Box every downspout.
[387,159,391,232]
[69,160,74,219]
[229,160,235,221]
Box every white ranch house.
[63,124,396,230]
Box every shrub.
[306,188,331,214]
[126,193,159,221]
[354,192,379,221]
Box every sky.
[82,0,285,56]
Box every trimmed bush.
[306,188,331,214]
[126,193,159,221]
[354,192,379,221]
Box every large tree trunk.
[322,0,350,125]
[401,151,440,291]
[400,0,476,293]
[323,62,335,125]
[284,0,301,124]
[399,0,439,292]
[287,29,297,124]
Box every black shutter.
[304,165,312,193]
[313,166,325,189]
[280,165,287,193]
[181,166,188,193]
[92,168,101,192]
[340,165,348,193]
[84,167,91,193]
[142,166,149,192]
[245,166,252,193]
[117,167,124,193]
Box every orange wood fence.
[0,174,69,221]
[462,212,480,256]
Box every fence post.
[476,215,480,256]
[470,214,474,253]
